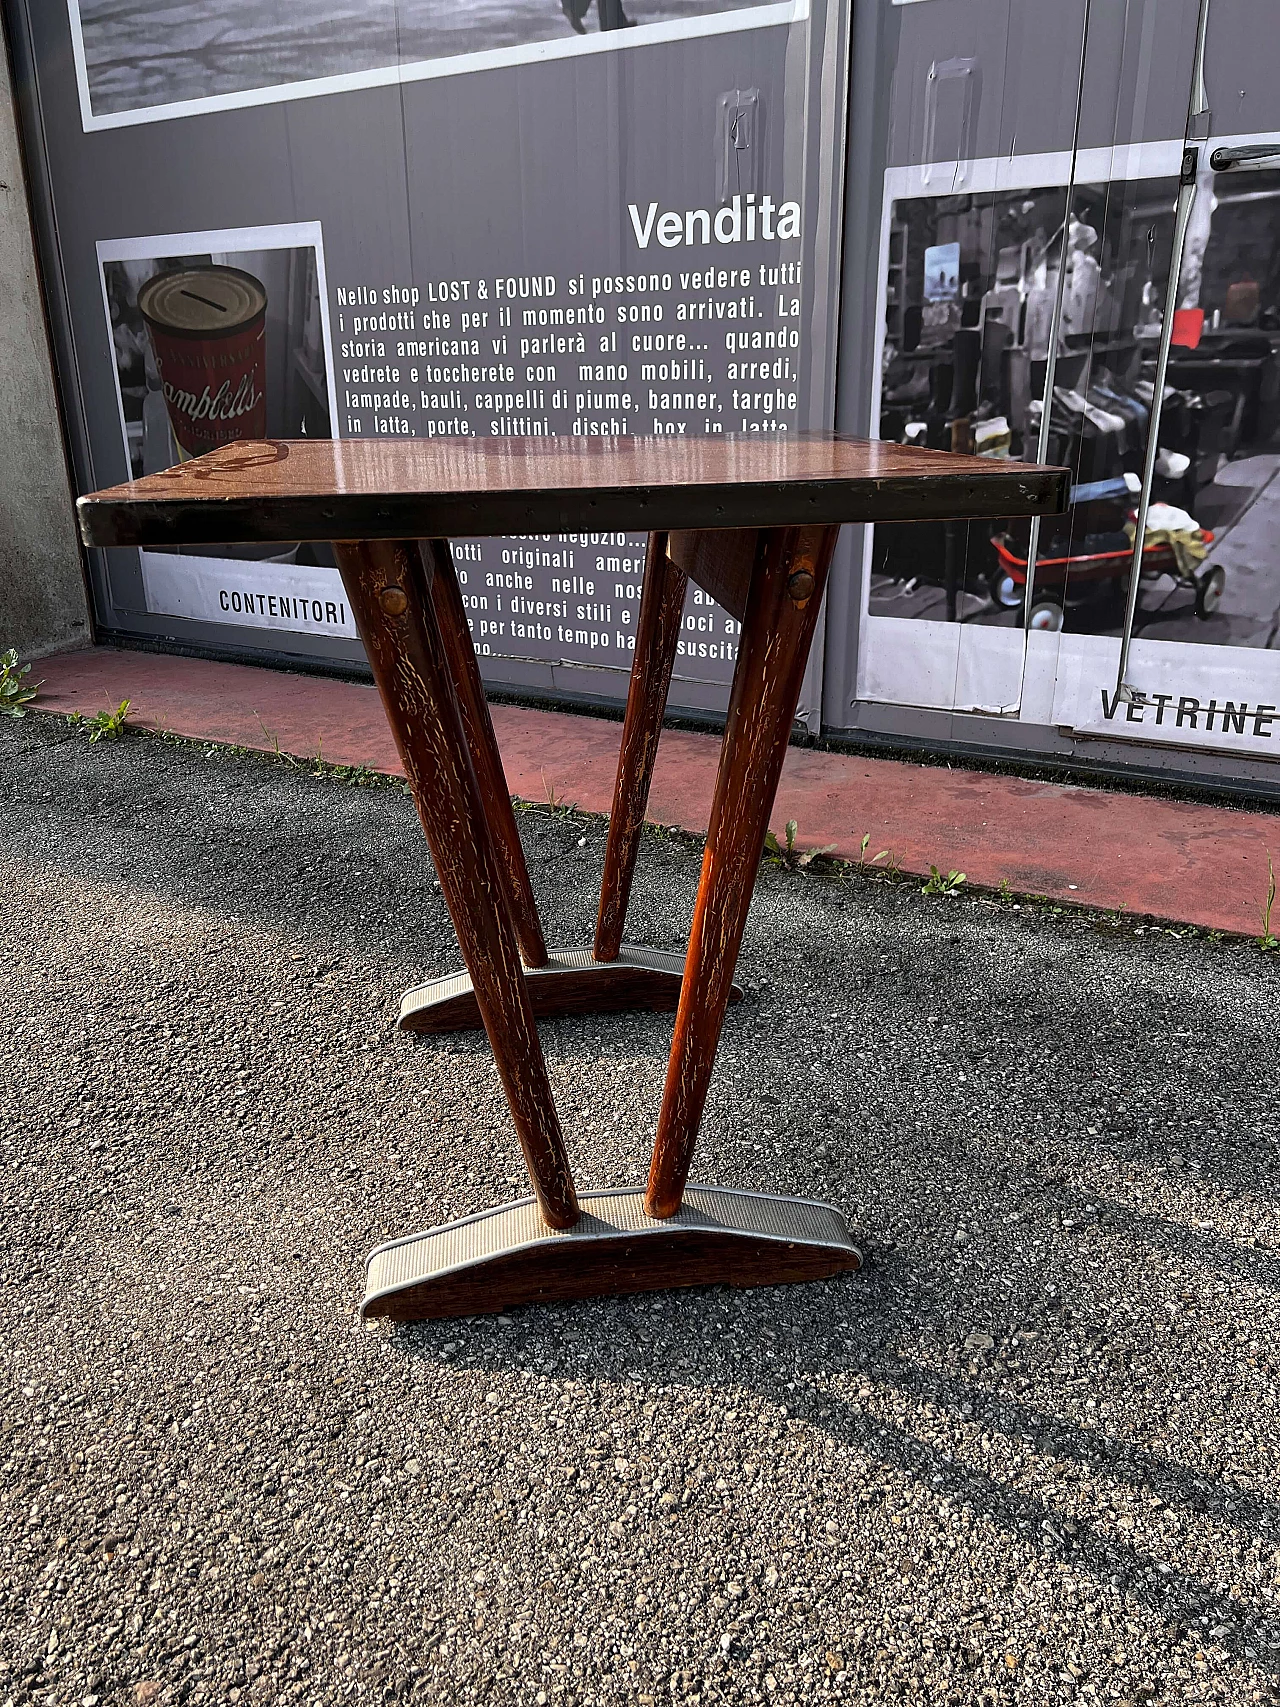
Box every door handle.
[921,57,979,186]
[1209,142,1280,171]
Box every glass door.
[850,0,1120,722]
[837,0,1280,777]
[1052,0,1280,768]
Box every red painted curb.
[30,646,1280,940]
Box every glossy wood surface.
[646,523,840,1219]
[361,1187,861,1321]
[365,1226,860,1319]
[77,435,1070,546]
[333,538,578,1228]
[667,528,758,625]
[595,531,688,963]
[421,538,548,969]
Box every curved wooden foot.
[397,946,744,1035]
[362,1186,861,1320]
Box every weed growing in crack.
[1259,854,1278,954]
[922,865,967,898]
[0,650,40,718]
[67,699,131,742]
[763,819,836,871]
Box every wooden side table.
[79,436,1067,1320]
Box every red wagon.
[989,522,1222,630]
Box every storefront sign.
[1054,635,1280,762]
[139,554,357,639]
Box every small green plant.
[763,820,794,864]
[329,762,378,788]
[0,649,40,717]
[798,842,837,869]
[256,715,288,760]
[84,699,131,742]
[763,819,835,871]
[858,831,890,869]
[1259,854,1278,953]
[540,768,573,817]
[922,865,967,897]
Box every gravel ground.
[2,713,1280,1707]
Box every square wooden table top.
[77,435,1070,548]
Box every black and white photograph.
[97,224,348,636]
[69,0,796,127]
[873,167,1280,653]
[100,231,334,481]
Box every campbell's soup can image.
[138,266,268,460]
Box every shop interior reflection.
[875,171,1280,652]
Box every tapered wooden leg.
[421,538,548,969]
[333,539,577,1229]
[645,524,839,1220]
[595,531,687,962]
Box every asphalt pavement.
[2,713,1279,1707]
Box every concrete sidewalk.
[32,644,1280,939]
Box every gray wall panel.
[0,19,89,660]
[11,0,845,716]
